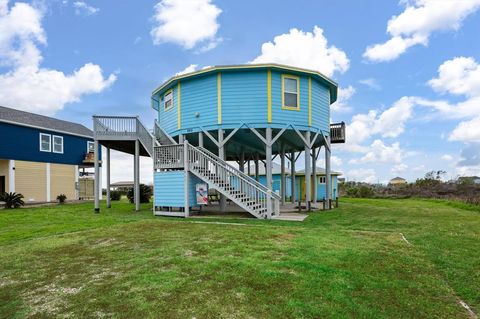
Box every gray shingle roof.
[0,105,93,137]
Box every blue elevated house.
[92,64,345,218]
[0,105,98,202]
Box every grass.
[0,198,478,318]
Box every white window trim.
[40,133,51,152]
[87,141,95,153]
[164,89,173,111]
[52,135,64,154]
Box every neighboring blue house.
[0,105,98,202]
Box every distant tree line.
[340,170,480,206]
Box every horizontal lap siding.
[154,171,184,207]
[312,80,330,132]
[181,76,217,130]
[0,160,9,191]
[222,71,267,124]
[50,164,76,200]
[15,160,47,202]
[159,86,178,135]
[188,174,203,207]
[271,71,309,127]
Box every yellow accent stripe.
[177,82,181,129]
[308,77,312,126]
[267,70,272,123]
[217,73,222,124]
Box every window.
[40,133,51,152]
[319,176,326,184]
[282,75,299,110]
[164,90,173,110]
[53,135,64,154]
[87,141,95,153]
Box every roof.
[110,181,134,187]
[152,63,338,104]
[390,177,406,181]
[249,163,342,176]
[0,105,93,138]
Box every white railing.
[153,142,280,218]
[93,115,156,156]
[154,120,176,145]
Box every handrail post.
[183,140,189,217]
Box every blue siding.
[155,67,333,136]
[295,175,338,201]
[222,70,267,124]
[312,80,330,132]
[154,171,204,207]
[271,71,309,127]
[0,122,94,165]
[158,85,178,135]
[255,174,292,197]
[181,75,218,131]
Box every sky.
[1,0,480,185]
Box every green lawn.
[0,198,478,318]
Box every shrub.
[127,184,152,204]
[0,192,25,209]
[110,190,121,201]
[358,185,374,198]
[56,194,67,204]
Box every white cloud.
[363,0,480,62]
[73,1,99,16]
[331,85,355,113]
[392,163,408,174]
[449,117,480,142]
[175,64,198,76]
[346,168,377,184]
[358,78,381,90]
[251,26,349,77]
[350,140,402,164]
[330,155,343,168]
[441,154,454,162]
[0,0,115,115]
[151,0,222,51]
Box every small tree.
[110,190,121,201]
[0,192,25,209]
[56,194,67,204]
[127,184,152,204]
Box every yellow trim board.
[177,83,181,129]
[308,77,312,126]
[267,70,272,123]
[281,74,300,111]
[217,73,222,124]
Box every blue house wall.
[154,171,203,208]
[295,175,338,201]
[155,67,333,137]
[0,122,94,165]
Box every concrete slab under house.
[0,106,101,203]
[92,64,346,219]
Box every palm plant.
[0,192,25,209]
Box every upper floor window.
[164,90,173,110]
[53,135,64,154]
[282,75,300,110]
[87,141,95,153]
[40,133,51,152]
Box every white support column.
[46,163,51,202]
[179,134,184,144]
[183,139,190,217]
[99,167,103,200]
[239,148,245,173]
[8,160,15,193]
[265,127,273,218]
[280,144,286,205]
[198,132,204,148]
[304,131,311,211]
[325,136,331,210]
[218,128,226,211]
[255,153,259,181]
[94,140,100,213]
[247,160,251,176]
[290,151,295,203]
[74,165,79,200]
[134,139,140,211]
[106,147,111,208]
[312,148,317,204]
